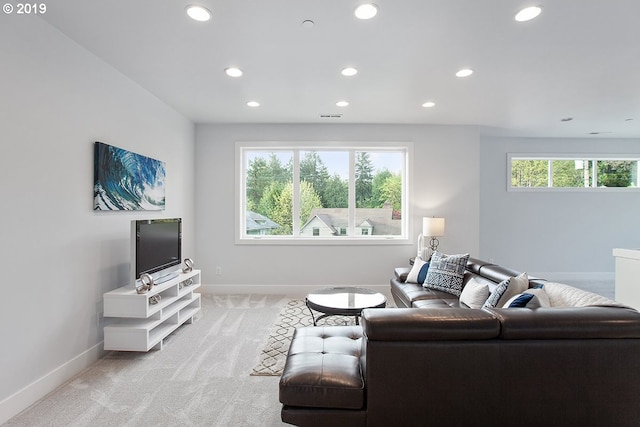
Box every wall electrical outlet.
[215,266,222,275]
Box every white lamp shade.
[423,217,445,237]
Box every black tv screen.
[133,218,182,281]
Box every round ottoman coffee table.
[305,287,387,326]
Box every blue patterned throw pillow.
[424,252,470,296]
[483,279,509,308]
[406,258,430,284]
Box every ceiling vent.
[320,114,343,118]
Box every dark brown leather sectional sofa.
[279,257,640,426]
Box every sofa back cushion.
[486,306,640,339]
[476,264,520,284]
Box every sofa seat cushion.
[279,326,365,410]
[390,278,429,307]
[413,297,463,308]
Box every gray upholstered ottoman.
[279,325,366,426]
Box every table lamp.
[419,217,445,259]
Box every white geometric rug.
[250,299,356,376]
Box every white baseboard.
[200,275,614,297]
[200,283,392,299]
[0,342,105,425]
[531,272,614,282]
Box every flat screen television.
[131,218,182,285]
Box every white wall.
[195,124,481,293]
[479,135,640,277]
[0,17,194,421]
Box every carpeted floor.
[6,294,292,427]
[5,282,611,426]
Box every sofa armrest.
[393,267,410,282]
[485,306,640,339]
[361,308,499,341]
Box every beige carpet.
[6,294,291,427]
[250,299,356,376]
[7,295,390,426]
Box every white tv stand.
[103,269,201,351]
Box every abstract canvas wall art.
[94,141,166,211]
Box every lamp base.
[429,237,439,253]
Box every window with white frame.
[508,154,640,190]
[238,142,410,242]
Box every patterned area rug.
[250,299,356,376]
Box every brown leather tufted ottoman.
[279,325,366,426]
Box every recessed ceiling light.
[422,101,436,108]
[225,67,243,77]
[185,5,212,22]
[336,100,349,107]
[341,67,358,77]
[247,101,260,107]
[355,4,378,20]
[456,68,474,78]
[301,20,315,28]
[515,6,542,22]
[561,117,574,122]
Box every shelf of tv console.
[103,269,201,352]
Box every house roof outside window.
[246,211,280,233]
[301,208,401,236]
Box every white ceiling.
[42,1,640,137]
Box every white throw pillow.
[522,287,550,307]
[495,272,529,308]
[406,258,430,284]
[503,292,542,308]
[460,278,490,309]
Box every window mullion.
[292,150,301,236]
[547,159,553,187]
[348,150,355,236]
[240,148,247,237]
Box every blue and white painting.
[94,142,166,211]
